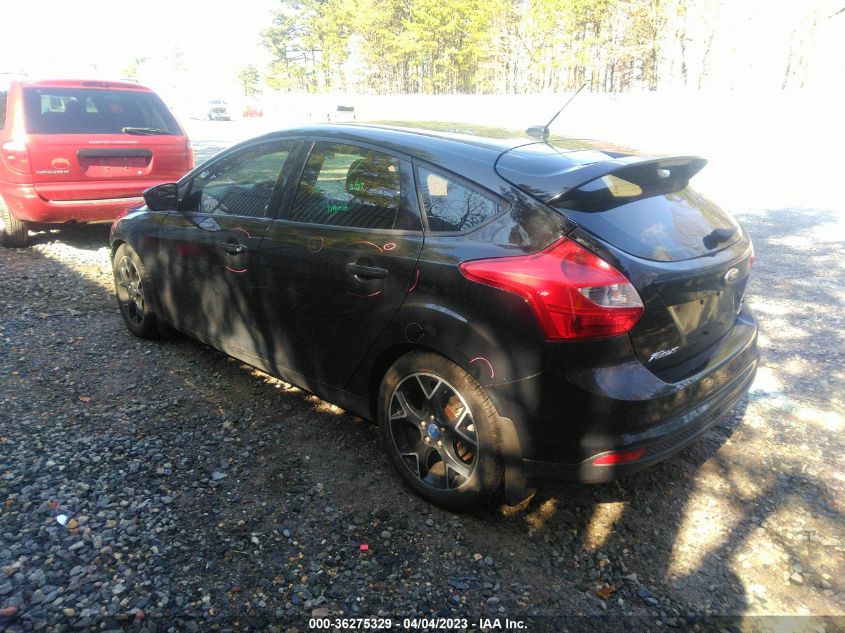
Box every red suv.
[0,79,193,246]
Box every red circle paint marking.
[469,356,495,379]
[349,240,383,252]
[229,227,251,239]
[407,268,420,292]
[225,267,248,274]
[383,242,397,251]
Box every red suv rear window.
[22,87,181,135]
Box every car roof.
[15,79,152,92]
[264,123,538,176]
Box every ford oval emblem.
[724,267,740,285]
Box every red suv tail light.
[459,237,644,340]
[1,140,32,175]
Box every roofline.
[13,78,152,91]
[268,122,529,154]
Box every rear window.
[22,87,181,135]
[556,186,741,262]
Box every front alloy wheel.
[115,254,146,328]
[112,243,159,338]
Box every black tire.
[112,243,160,339]
[0,196,29,247]
[378,351,504,509]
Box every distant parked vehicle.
[0,78,193,247]
[207,99,231,121]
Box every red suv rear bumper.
[0,182,140,223]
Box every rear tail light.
[1,140,32,175]
[186,138,195,170]
[459,237,644,340]
[592,448,646,465]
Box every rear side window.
[288,142,401,229]
[417,167,501,233]
[22,87,181,135]
[185,141,295,217]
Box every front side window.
[185,142,294,217]
[22,87,181,135]
[289,142,401,229]
[418,167,501,233]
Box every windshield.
[23,87,182,135]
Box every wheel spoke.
[117,260,132,288]
[392,389,424,422]
[401,442,433,479]
[415,375,442,402]
[441,445,473,482]
[452,410,477,446]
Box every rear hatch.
[22,84,189,201]
[496,143,750,376]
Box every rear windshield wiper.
[122,126,170,135]
[702,226,737,249]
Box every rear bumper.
[522,353,757,482]
[490,305,759,482]
[0,183,141,223]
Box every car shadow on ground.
[22,223,112,251]
[1,203,842,629]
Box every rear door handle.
[346,262,389,279]
[222,242,247,255]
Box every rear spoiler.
[547,156,707,207]
[494,143,707,209]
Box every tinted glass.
[0,88,6,129]
[22,87,181,135]
[186,142,293,217]
[289,142,400,229]
[418,167,500,232]
[557,186,741,262]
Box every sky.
[1,0,279,102]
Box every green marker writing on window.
[327,201,348,215]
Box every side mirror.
[143,182,178,211]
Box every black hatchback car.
[109,124,758,508]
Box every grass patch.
[367,120,641,153]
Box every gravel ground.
[1,136,844,632]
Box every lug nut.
[420,421,426,428]
[436,440,443,447]
[467,424,475,433]
[423,436,431,444]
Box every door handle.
[346,262,389,279]
[221,241,247,255]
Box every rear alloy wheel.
[378,352,503,509]
[0,197,29,247]
[113,244,159,339]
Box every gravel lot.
[1,129,844,632]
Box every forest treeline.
[260,0,838,94]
